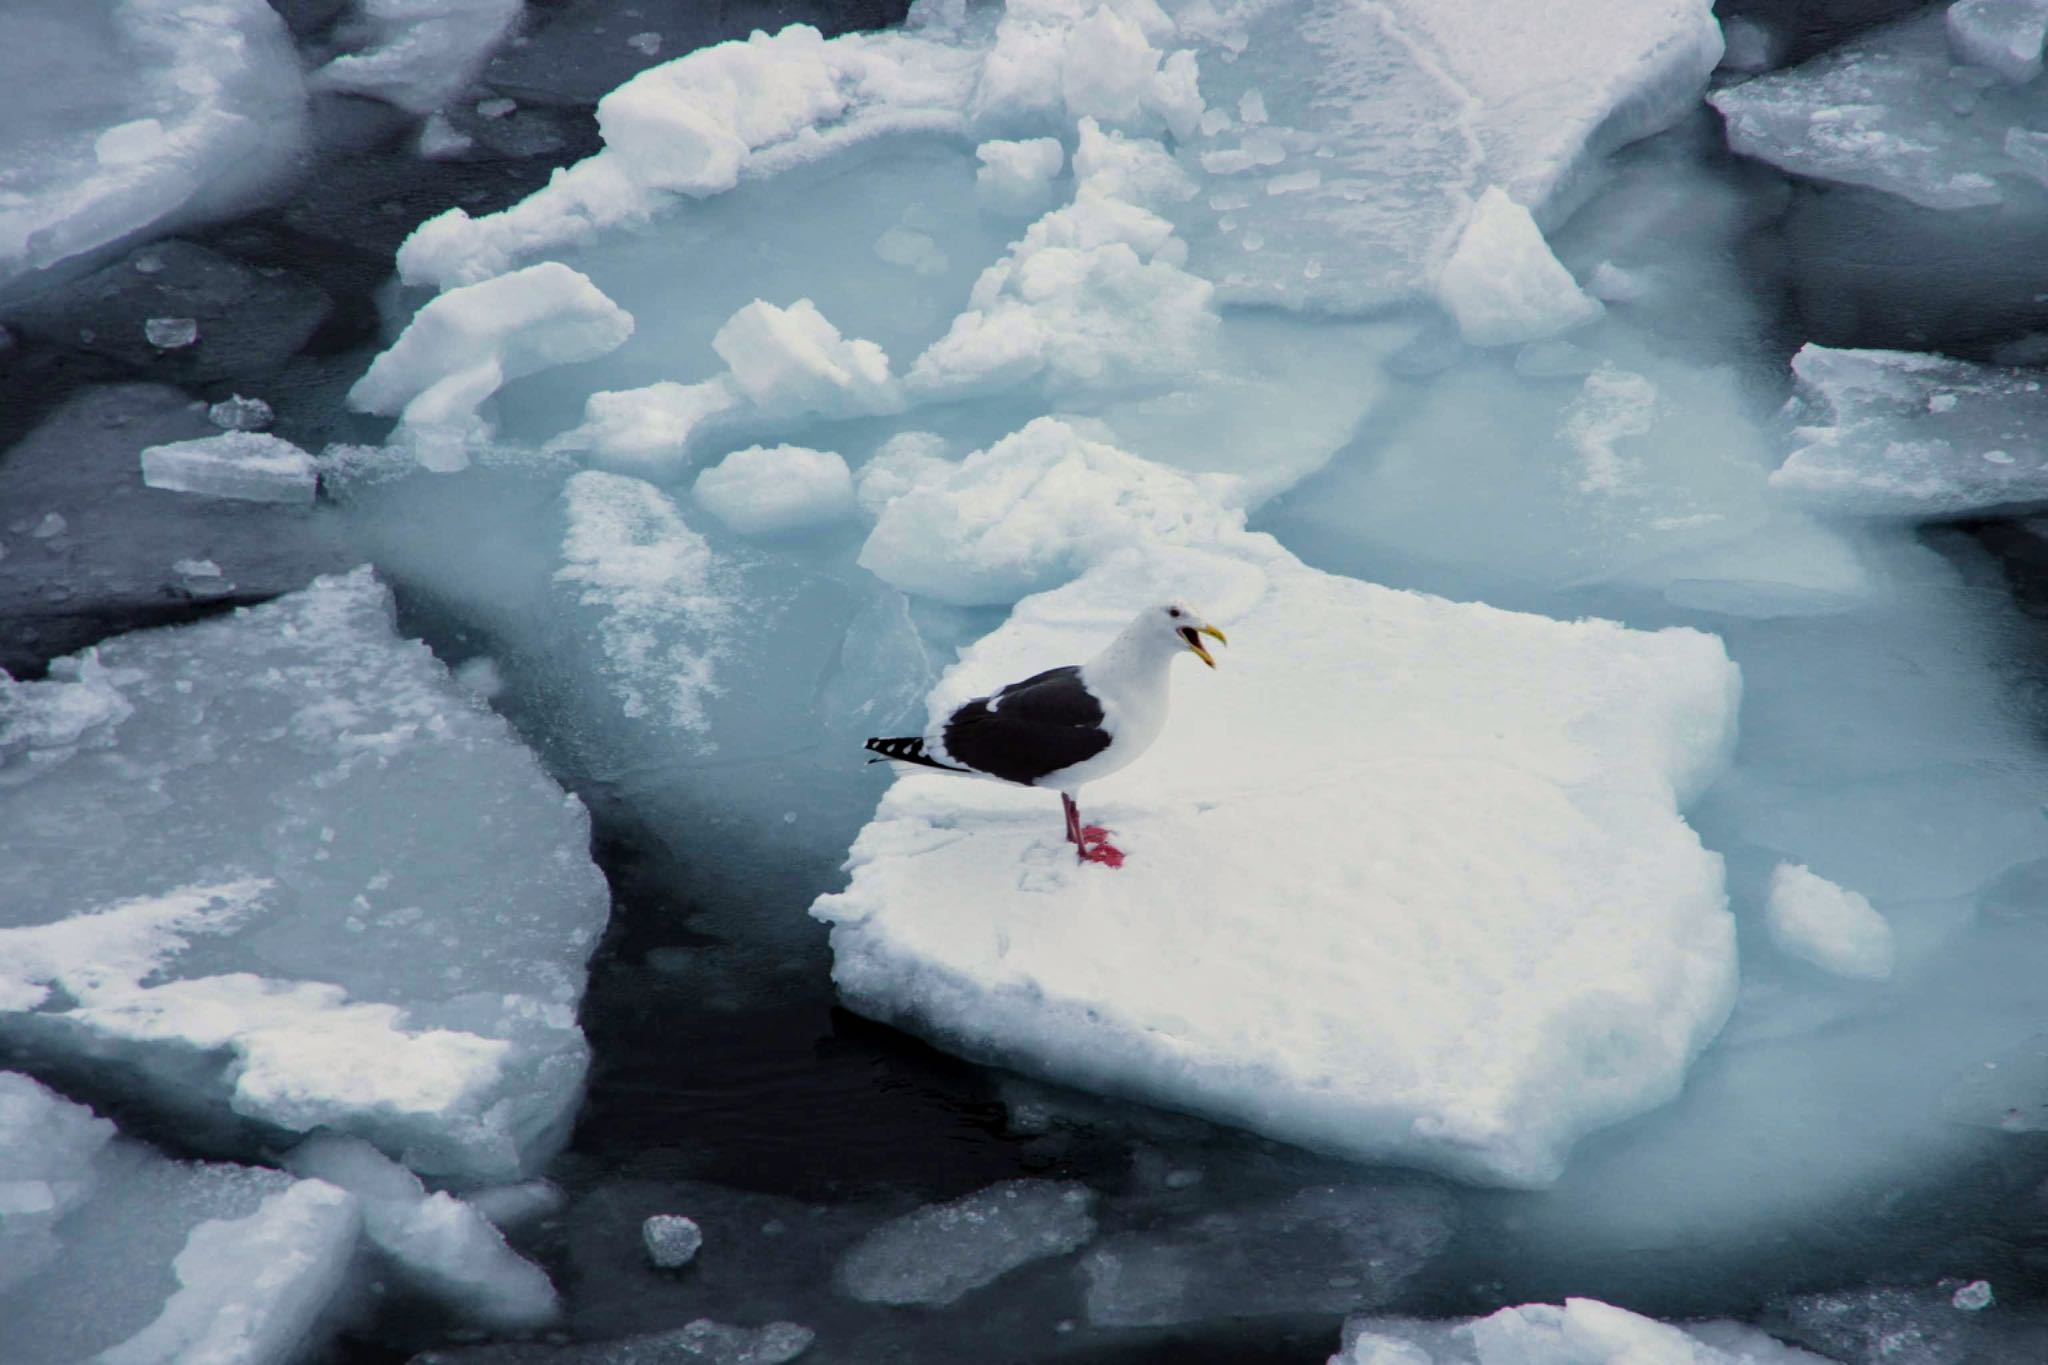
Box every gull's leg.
[1070,795,1124,868]
[1062,792,1082,847]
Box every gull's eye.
[1168,607,1182,618]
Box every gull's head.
[1154,600,1228,669]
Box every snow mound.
[1764,864,1894,981]
[0,568,610,1184]
[349,262,633,471]
[0,0,306,289]
[1710,12,2042,210]
[815,534,1741,1186]
[396,23,984,288]
[693,445,856,536]
[835,1179,1096,1306]
[858,418,1242,607]
[139,431,318,506]
[1334,1297,1832,1364]
[0,1073,362,1365]
[283,1132,557,1329]
[312,0,525,115]
[1772,344,2048,518]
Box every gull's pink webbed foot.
[1078,825,1124,868]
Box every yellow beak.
[1187,623,1228,669]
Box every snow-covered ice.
[0,1073,362,1365]
[283,1132,558,1329]
[1333,1297,1832,1364]
[139,431,318,506]
[1710,11,2048,209]
[0,0,306,289]
[835,1179,1095,1306]
[1772,344,2048,518]
[694,445,857,536]
[1764,863,1894,981]
[0,569,609,1183]
[1947,0,2048,85]
[816,530,1741,1187]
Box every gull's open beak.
[1180,623,1228,668]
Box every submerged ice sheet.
[816,533,1741,1187]
[139,431,318,506]
[0,0,306,289]
[0,1073,362,1365]
[835,1179,1096,1306]
[1773,344,2048,518]
[0,569,609,1183]
[312,0,525,115]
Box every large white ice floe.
[0,1072,364,1365]
[311,0,526,115]
[1332,1297,1831,1364]
[1709,10,2048,210]
[815,530,1743,1187]
[0,568,610,1184]
[0,0,307,291]
[1772,343,2048,518]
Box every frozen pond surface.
[7,0,2048,1362]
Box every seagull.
[864,600,1228,866]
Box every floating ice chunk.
[420,113,477,159]
[836,1180,1096,1306]
[874,225,947,275]
[349,262,633,470]
[855,432,955,514]
[858,419,1241,606]
[643,1213,704,1269]
[397,24,982,288]
[140,432,319,506]
[0,569,609,1184]
[208,395,275,432]
[1765,864,1894,980]
[0,0,306,288]
[312,0,524,114]
[1719,17,1784,74]
[694,445,857,536]
[564,379,740,464]
[95,1180,360,1365]
[558,470,730,734]
[1772,344,2048,518]
[283,1132,557,1329]
[712,299,901,417]
[910,130,1217,398]
[1710,14,2013,209]
[818,527,1741,1186]
[143,317,198,350]
[1085,1185,1451,1326]
[976,137,1065,212]
[1435,187,1603,348]
[1334,1297,1834,1364]
[1954,1280,1995,1311]
[1948,0,2048,85]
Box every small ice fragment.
[1589,262,1648,302]
[32,513,66,539]
[628,31,662,56]
[1953,1279,1994,1311]
[173,559,223,578]
[145,317,199,350]
[1928,392,1960,413]
[207,395,274,431]
[476,97,516,119]
[1436,187,1602,347]
[1984,449,2017,464]
[1719,16,1781,73]
[874,226,947,275]
[418,114,475,160]
[693,445,856,536]
[133,252,164,276]
[1266,169,1321,195]
[1765,863,1895,980]
[454,657,505,699]
[466,1180,562,1229]
[642,1214,703,1269]
[141,431,318,505]
[1238,90,1268,124]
